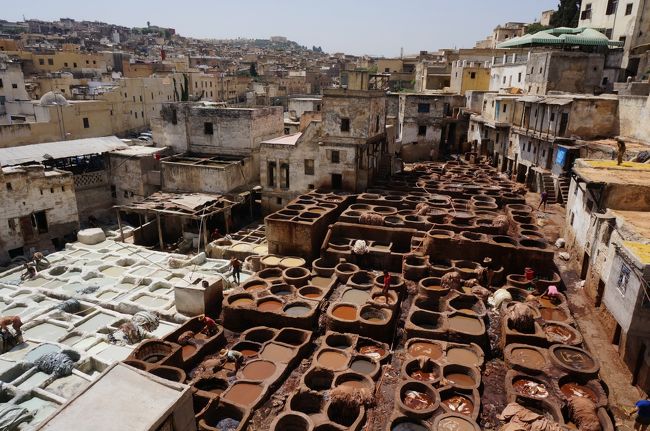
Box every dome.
[39,91,68,106]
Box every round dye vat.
[332,305,357,321]
[284,304,311,317]
[445,373,475,387]
[442,394,474,416]
[437,416,476,431]
[245,282,268,293]
[350,358,375,374]
[392,422,428,431]
[260,343,294,363]
[222,382,264,407]
[230,297,254,307]
[553,347,595,371]
[241,360,276,380]
[512,378,549,398]
[317,350,348,370]
[408,342,443,360]
[258,299,283,312]
[544,324,575,343]
[341,289,371,305]
[359,345,386,360]
[448,315,482,333]
[410,366,439,382]
[447,348,480,367]
[510,347,545,369]
[181,344,197,360]
[560,382,598,402]
[239,349,259,358]
[339,379,369,390]
[402,390,435,411]
[456,308,477,315]
[540,307,568,321]
[538,297,560,308]
[361,308,387,323]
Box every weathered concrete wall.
[0,165,79,262]
[567,98,619,138]
[73,170,113,220]
[109,154,161,206]
[161,155,256,194]
[152,103,283,156]
[526,52,605,95]
[618,95,650,142]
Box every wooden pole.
[116,209,124,242]
[156,213,164,250]
[202,216,209,253]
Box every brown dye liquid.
[260,343,294,363]
[239,349,259,358]
[311,277,331,287]
[304,292,321,299]
[457,308,477,315]
[231,297,254,307]
[258,300,283,312]
[245,283,267,292]
[411,369,438,382]
[560,382,597,402]
[332,305,358,321]
[408,342,443,360]
[512,379,549,398]
[447,348,479,367]
[341,380,369,390]
[317,350,348,369]
[442,395,474,415]
[403,390,435,410]
[438,417,475,431]
[241,361,276,380]
[540,308,567,321]
[223,383,264,407]
[511,348,545,368]
[446,373,475,387]
[545,325,574,343]
[194,333,208,340]
[181,344,197,360]
[538,297,559,308]
[448,315,482,333]
[359,345,386,360]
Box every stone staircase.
[558,176,571,206]
[540,172,557,204]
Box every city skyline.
[6,0,558,56]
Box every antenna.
[400,47,404,59]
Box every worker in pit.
[197,314,218,337]
[32,252,50,271]
[0,316,22,336]
[634,397,650,430]
[541,285,560,304]
[230,257,241,284]
[219,348,245,372]
[20,263,37,281]
[617,138,626,166]
[381,271,392,302]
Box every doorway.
[331,173,342,190]
[612,323,622,351]
[595,278,605,307]
[580,252,590,280]
[633,343,646,387]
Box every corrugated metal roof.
[0,136,128,166]
[544,98,573,106]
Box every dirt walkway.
[525,196,643,430]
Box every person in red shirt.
[381,271,392,302]
[198,314,218,336]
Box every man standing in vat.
[230,257,241,284]
[538,190,548,212]
[381,271,392,302]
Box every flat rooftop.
[39,362,191,431]
[261,133,301,146]
[574,159,650,186]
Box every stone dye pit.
[0,162,619,430]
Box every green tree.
[550,0,581,28]
[525,23,550,34]
[249,63,258,77]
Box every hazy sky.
[6,0,559,56]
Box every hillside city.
[0,1,650,430]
